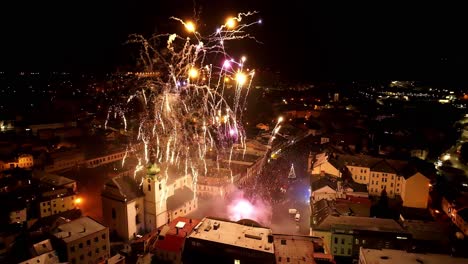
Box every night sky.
[1,1,467,81]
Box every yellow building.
[0,154,34,171]
[39,188,78,218]
[52,216,110,264]
[309,152,431,208]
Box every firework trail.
[107,12,262,203]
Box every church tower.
[142,163,168,231]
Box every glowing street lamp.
[226,17,236,29]
[75,197,82,206]
[185,21,196,33]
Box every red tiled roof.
[154,234,185,252]
[153,217,201,253]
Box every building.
[311,215,410,259]
[273,234,334,264]
[183,217,276,264]
[18,239,60,264]
[311,174,368,203]
[309,152,432,208]
[441,193,468,236]
[101,174,145,241]
[101,163,198,240]
[359,248,468,264]
[39,188,79,218]
[45,149,85,173]
[33,170,77,192]
[400,219,451,254]
[0,154,34,171]
[52,216,110,264]
[142,163,197,231]
[152,217,201,264]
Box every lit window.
[234,260,240,264]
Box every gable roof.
[102,175,144,202]
[371,160,398,174]
[166,188,194,211]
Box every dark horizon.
[1,1,467,81]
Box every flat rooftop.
[360,248,468,264]
[317,215,405,233]
[53,216,106,243]
[188,217,274,254]
[273,235,315,264]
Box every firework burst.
[107,12,262,198]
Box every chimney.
[189,218,192,224]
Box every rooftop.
[32,170,75,186]
[166,187,194,211]
[402,220,448,242]
[52,216,106,243]
[154,217,201,252]
[102,175,144,202]
[359,248,468,264]
[273,235,315,264]
[316,215,405,233]
[188,217,274,254]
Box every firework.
[107,12,262,201]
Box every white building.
[19,239,60,264]
[101,163,198,241]
[52,216,110,264]
[0,153,34,171]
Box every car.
[295,213,301,222]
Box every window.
[348,248,352,255]
[341,238,345,244]
[281,239,286,245]
[341,248,344,254]
[234,260,240,264]
[70,246,75,252]
[87,240,91,246]
[355,238,359,245]
[159,184,162,190]
[103,245,107,250]
[79,255,84,260]
[148,184,151,191]
[88,251,92,257]
[391,183,393,187]
[136,215,141,224]
[95,248,100,254]
[94,237,98,242]
[334,237,338,244]
[112,208,116,219]
[79,243,83,249]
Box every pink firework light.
[227,194,272,225]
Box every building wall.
[331,233,353,256]
[85,151,126,168]
[348,166,370,185]
[402,172,429,208]
[143,177,168,231]
[313,161,340,177]
[169,198,198,222]
[369,172,402,198]
[39,194,77,217]
[101,196,129,240]
[312,186,337,202]
[9,208,27,224]
[65,228,110,264]
[311,230,332,254]
[126,198,145,240]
